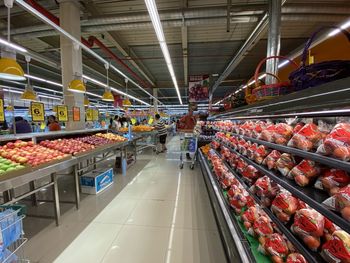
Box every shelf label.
[0,99,4,122]
[86,108,93,121]
[73,107,80,121]
[57,105,68,122]
[31,102,45,122]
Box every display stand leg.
[3,190,12,203]
[121,147,127,176]
[29,181,38,207]
[133,141,137,161]
[73,165,80,210]
[51,173,61,226]
[93,157,97,170]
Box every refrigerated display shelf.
[226,132,350,173]
[217,140,350,234]
[214,150,322,263]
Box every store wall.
[278,33,350,81]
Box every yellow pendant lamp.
[0,1,25,81]
[84,95,90,106]
[21,56,37,101]
[68,78,86,93]
[123,98,132,107]
[102,63,114,102]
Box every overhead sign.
[73,107,80,121]
[86,108,93,121]
[188,75,210,103]
[0,99,5,122]
[57,105,68,122]
[92,109,99,121]
[31,102,45,122]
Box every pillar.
[59,0,85,130]
[266,0,281,84]
[153,88,158,112]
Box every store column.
[266,0,281,84]
[153,88,158,112]
[59,0,85,130]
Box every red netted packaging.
[241,206,264,232]
[276,153,296,178]
[254,145,270,164]
[236,158,248,173]
[291,208,325,251]
[286,253,307,263]
[220,173,239,190]
[273,123,294,145]
[288,123,323,151]
[247,143,258,160]
[321,230,350,263]
[317,122,350,161]
[259,123,276,142]
[315,169,350,196]
[324,184,350,221]
[241,165,261,184]
[252,121,267,138]
[262,150,282,170]
[229,189,252,214]
[289,159,321,187]
[251,176,279,207]
[253,215,274,237]
[238,138,248,155]
[271,190,299,223]
[259,233,289,262]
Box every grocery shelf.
[214,150,322,263]
[218,141,350,234]
[198,150,255,263]
[209,77,350,120]
[227,132,350,173]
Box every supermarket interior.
[0,0,349,263]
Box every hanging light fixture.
[84,95,90,106]
[21,56,37,101]
[0,0,25,81]
[67,73,86,93]
[123,79,132,107]
[102,63,114,102]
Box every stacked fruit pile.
[95,133,126,142]
[133,125,154,132]
[76,136,113,146]
[0,157,25,174]
[40,139,95,155]
[0,140,68,166]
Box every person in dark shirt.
[47,115,61,131]
[11,116,32,134]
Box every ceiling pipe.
[23,0,153,91]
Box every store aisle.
[26,136,227,263]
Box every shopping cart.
[178,130,198,169]
[0,205,28,263]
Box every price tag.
[57,105,68,122]
[148,117,153,125]
[131,118,137,125]
[86,108,93,121]
[0,99,5,122]
[31,102,45,122]
[73,107,80,121]
[92,109,99,121]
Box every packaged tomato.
[323,217,337,241]
[228,152,238,169]
[211,140,221,150]
[241,206,264,231]
[261,233,289,262]
[273,123,294,145]
[316,169,350,196]
[229,189,251,214]
[229,136,238,149]
[286,253,307,263]
[260,123,276,142]
[238,138,248,155]
[241,165,262,184]
[262,150,282,170]
[289,159,321,187]
[220,173,239,190]
[276,153,296,178]
[321,230,350,263]
[317,123,350,161]
[220,146,231,161]
[271,190,299,223]
[293,122,305,134]
[251,176,279,207]
[247,143,258,160]
[253,215,274,237]
[227,184,241,199]
[291,208,325,251]
[254,145,270,164]
[236,158,248,173]
[288,123,323,151]
[252,121,267,138]
[323,185,350,222]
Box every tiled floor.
[23,136,227,263]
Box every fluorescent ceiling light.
[25,74,62,87]
[145,0,182,104]
[0,37,27,53]
[328,20,350,37]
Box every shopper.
[10,116,32,134]
[154,114,167,153]
[112,116,122,131]
[142,119,147,125]
[47,115,61,131]
[179,110,197,160]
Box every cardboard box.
[80,168,114,195]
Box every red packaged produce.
[211,140,221,150]
[286,253,307,263]
[319,169,350,196]
[293,122,305,134]
[291,208,325,251]
[276,153,296,178]
[238,138,248,155]
[262,150,282,170]
[251,176,279,207]
[236,158,248,173]
[260,123,276,142]
[241,206,264,231]
[263,233,289,260]
[273,123,294,145]
[317,123,350,161]
[252,121,267,138]
[220,173,239,190]
[229,136,238,149]
[227,184,241,199]
[288,123,323,151]
[335,185,350,221]
[323,217,337,241]
[289,159,321,187]
[247,143,258,160]
[271,190,299,223]
[253,215,274,237]
[321,230,350,263]
[228,153,238,169]
[242,165,261,184]
[254,145,270,164]
[229,189,250,214]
